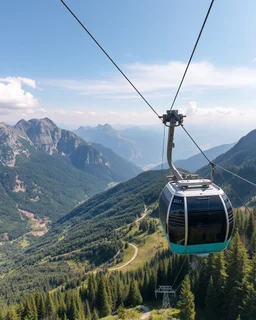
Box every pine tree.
[92,309,99,320]
[22,296,38,320]
[194,258,209,309]
[35,293,46,320]
[5,307,19,320]
[116,278,125,308]
[66,291,85,320]
[247,212,255,240]
[204,277,219,320]
[96,277,111,317]
[242,285,256,320]
[117,305,126,319]
[127,281,143,307]
[205,252,227,318]
[85,299,92,320]
[177,275,196,320]
[45,292,55,319]
[87,274,97,309]
[57,292,67,319]
[224,232,250,320]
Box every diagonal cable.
[60,0,160,119]
[170,0,215,110]
[212,163,256,189]
[172,256,188,289]
[181,124,254,216]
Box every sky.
[1,0,256,148]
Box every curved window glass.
[159,187,171,232]
[187,195,227,245]
[221,194,234,239]
[168,196,185,245]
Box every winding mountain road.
[109,243,138,271]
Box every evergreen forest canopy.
[0,210,256,320]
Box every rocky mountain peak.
[0,118,89,166]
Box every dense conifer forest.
[0,208,256,319]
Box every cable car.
[159,110,234,256]
[159,179,234,255]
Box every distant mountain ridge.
[74,124,142,164]
[198,129,256,206]
[153,142,235,172]
[0,118,141,240]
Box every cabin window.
[187,195,226,245]
[168,196,185,245]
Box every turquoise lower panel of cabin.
[170,239,231,255]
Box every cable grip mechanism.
[160,110,186,127]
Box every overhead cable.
[170,0,215,110]
[212,163,256,189]
[60,0,160,119]
[172,256,188,289]
[174,259,204,292]
[181,124,254,216]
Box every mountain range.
[0,118,141,240]
[198,129,256,206]
[153,142,235,172]
[1,126,256,302]
[74,124,164,166]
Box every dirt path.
[109,243,138,271]
[136,205,148,223]
[140,306,151,319]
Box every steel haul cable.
[181,124,254,217]
[170,0,215,110]
[60,0,160,119]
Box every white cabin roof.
[167,180,225,197]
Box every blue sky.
[1,0,256,146]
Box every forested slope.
[198,129,256,206]
[0,118,141,239]
[0,170,165,302]
[1,209,256,320]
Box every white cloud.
[42,61,256,98]
[39,108,47,113]
[0,77,38,111]
[180,101,233,117]
[72,111,84,115]
[178,101,256,131]
[88,111,96,116]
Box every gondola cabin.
[159,179,234,255]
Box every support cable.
[60,0,160,119]
[170,0,215,110]
[181,125,254,216]
[171,256,188,289]
[174,259,204,292]
[212,163,256,189]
